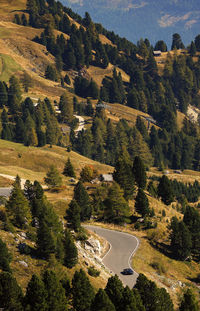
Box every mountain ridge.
[62,0,200,47]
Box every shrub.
[151,260,167,274]
[88,266,100,277]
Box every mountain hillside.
[62,0,200,47]
[0,1,200,309]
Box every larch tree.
[104,182,130,223]
[44,165,62,189]
[63,158,76,178]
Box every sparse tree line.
[170,205,200,261]
[149,175,200,204]
[70,105,200,172]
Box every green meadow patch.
[0,53,22,81]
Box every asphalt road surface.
[0,187,12,197]
[84,225,139,288]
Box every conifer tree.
[0,81,8,107]
[189,41,196,57]
[1,123,12,141]
[44,165,62,189]
[80,165,96,182]
[9,75,22,103]
[104,182,130,223]
[63,229,78,268]
[171,33,185,50]
[130,129,153,168]
[45,65,57,81]
[63,158,76,178]
[132,156,147,189]
[73,181,92,221]
[170,218,192,260]
[122,286,138,311]
[14,13,21,25]
[135,273,174,311]
[24,274,48,311]
[113,156,135,200]
[158,175,174,205]
[136,116,149,142]
[105,275,124,311]
[21,13,28,26]
[1,108,9,124]
[0,238,12,272]
[42,270,68,311]
[72,269,95,311]
[135,188,150,217]
[59,93,73,124]
[0,271,24,311]
[55,234,65,264]
[66,200,81,232]
[36,220,55,259]
[91,288,116,311]
[22,72,32,92]
[179,289,199,311]
[6,181,31,228]
[15,117,25,143]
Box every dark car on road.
[122,268,134,275]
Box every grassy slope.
[0,139,113,181]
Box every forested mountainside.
[0,1,200,310]
[2,0,200,171]
[62,0,200,47]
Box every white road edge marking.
[84,225,140,277]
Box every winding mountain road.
[84,225,139,288]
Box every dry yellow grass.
[0,0,26,21]
[0,139,113,182]
[99,34,116,46]
[87,63,130,87]
[149,167,200,184]
[105,103,159,129]
[0,175,13,186]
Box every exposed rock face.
[75,234,111,282]
[85,237,101,254]
[18,260,28,267]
